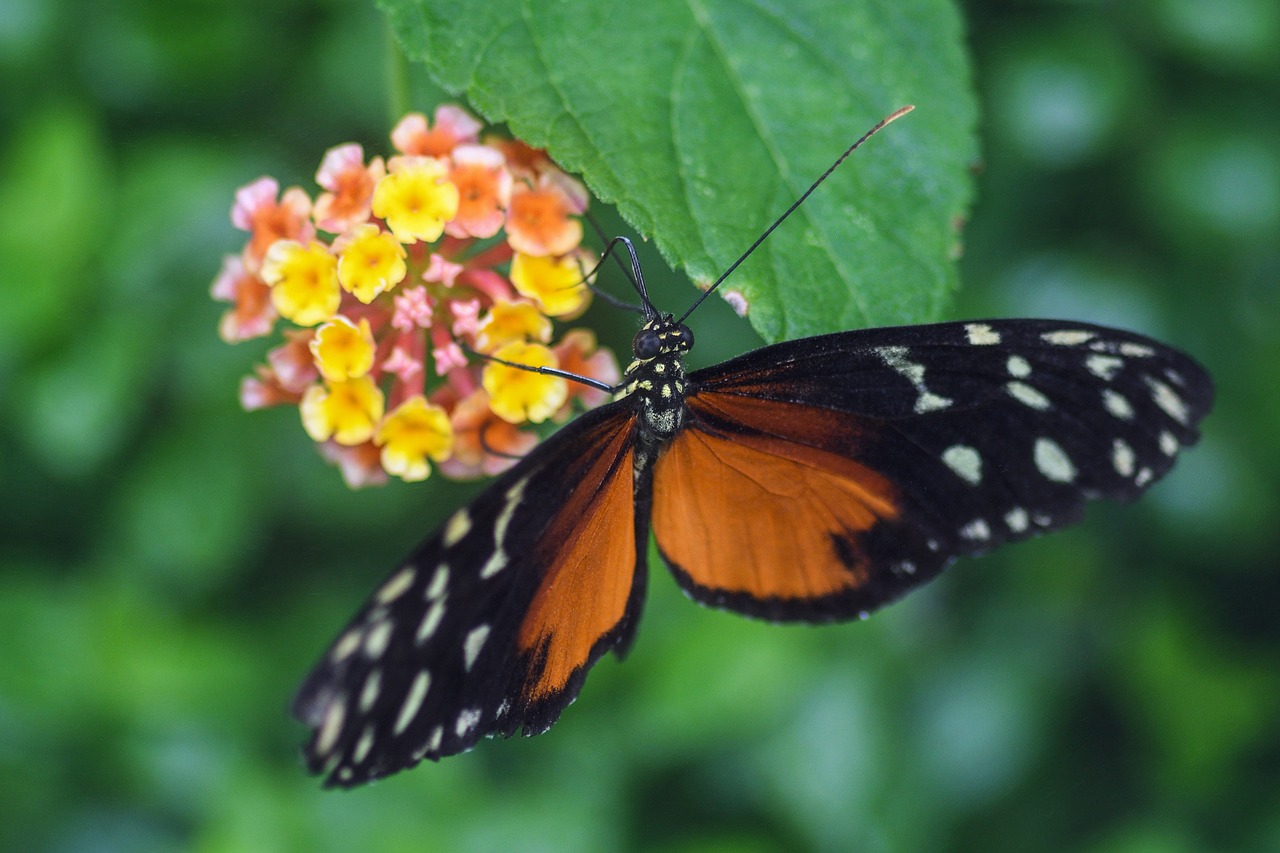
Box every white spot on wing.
[878,346,954,414]
[426,564,449,600]
[359,668,381,712]
[1145,376,1190,425]
[463,624,491,671]
[942,444,983,485]
[1042,329,1094,346]
[455,707,482,738]
[1159,431,1179,456]
[1007,354,1032,377]
[363,619,393,659]
[1103,389,1134,420]
[1135,467,1154,487]
[1119,342,1156,357]
[1034,437,1076,483]
[376,567,416,604]
[353,725,374,764]
[331,629,362,663]
[1112,438,1136,477]
[416,598,446,645]
[315,694,346,757]
[1004,507,1029,533]
[1086,354,1124,381]
[966,323,1001,345]
[960,518,991,541]
[443,509,472,547]
[1007,381,1051,410]
[394,670,432,736]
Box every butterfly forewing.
[292,404,645,788]
[652,319,1212,620]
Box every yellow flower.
[509,250,593,318]
[372,156,460,243]
[300,376,385,445]
[482,341,568,424]
[474,300,552,353]
[375,396,455,481]
[309,316,376,382]
[261,240,340,326]
[336,223,407,303]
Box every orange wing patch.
[652,392,900,604]
[518,423,637,701]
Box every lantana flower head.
[214,104,620,486]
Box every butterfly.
[290,113,1214,789]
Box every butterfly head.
[632,314,694,362]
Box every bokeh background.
[2,1,1277,851]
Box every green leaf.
[380,0,977,341]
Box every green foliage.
[380,0,977,339]
[1,1,1277,852]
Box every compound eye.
[633,329,662,360]
[675,325,695,350]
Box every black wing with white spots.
[291,403,646,788]
[683,318,1212,612]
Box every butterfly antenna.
[676,105,914,324]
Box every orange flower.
[211,255,275,342]
[391,105,482,157]
[232,177,314,272]
[505,173,587,257]
[446,145,512,239]
[313,144,385,234]
[438,388,538,479]
[553,329,620,414]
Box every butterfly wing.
[292,403,644,787]
[651,319,1213,621]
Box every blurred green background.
[2,1,1277,851]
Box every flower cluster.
[212,105,620,487]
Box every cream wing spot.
[425,564,449,600]
[960,519,991,541]
[393,670,432,736]
[363,619,393,659]
[1086,354,1124,381]
[1103,389,1135,420]
[416,598,446,645]
[1006,354,1032,377]
[463,624,491,671]
[1034,437,1076,483]
[331,629,362,663]
[1042,329,1095,346]
[1007,381,1051,410]
[1112,438,1136,477]
[1120,342,1156,357]
[358,668,382,713]
[455,707,482,738]
[352,725,374,764]
[375,567,415,604]
[315,694,347,757]
[966,323,1001,345]
[1004,507,1030,533]
[1145,377,1190,425]
[443,509,472,547]
[1159,430,1179,456]
[942,444,983,485]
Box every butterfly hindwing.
[291,404,644,787]
[653,319,1212,621]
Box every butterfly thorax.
[618,314,694,443]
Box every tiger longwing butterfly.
[291,108,1213,787]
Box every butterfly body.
[293,314,1211,788]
